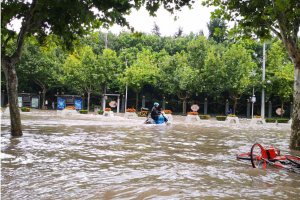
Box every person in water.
[151,102,161,121]
[151,102,168,122]
[225,109,233,116]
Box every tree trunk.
[87,91,91,113]
[233,97,237,115]
[42,89,47,109]
[291,62,300,150]
[1,58,23,136]
[135,92,139,112]
[182,99,186,115]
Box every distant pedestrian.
[45,100,48,109]
[52,101,55,109]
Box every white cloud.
[105,1,216,37]
[11,1,216,37]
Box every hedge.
[98,110,104,115]
[199,115,210,120]
[265,118,276,123]
[277,119,289,123]
[79,110,88,114]
[21,107,30,112]
[216,116,227,121]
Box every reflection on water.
[1,110,300,199]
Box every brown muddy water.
[1,110,300,199]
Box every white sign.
[18,97,22,107]
[191,104,200,111]
[276,108,285,115]
[109,101,117,108]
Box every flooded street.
[1,110,300,199]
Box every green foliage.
[207,19,227,43]
[265,118,276,123]
[199,115,210,119]
[120,48,159,110]
[98,110,104,115]
[216,116,227,121]
[160,52,198,99]
[202,0,300,41]
[79,110,89,114]
[277,119,289,123]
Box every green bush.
[21,107,30,112]
[98,110,104,115]
[277,119,289,123]
[216,116,227,121]
[199,115,210,119]
[137,112,142,116]
[79,110,88,114]
[265,118,276,123]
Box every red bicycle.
[237,143,300,171]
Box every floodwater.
[1,110,300,199]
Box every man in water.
[151,102,168,123]
[151,102,161,121]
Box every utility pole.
[261,43,265,118]
[102,33,108,111]
[125,56,128,111]
[121,47,129,112]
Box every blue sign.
[57,98,65,110]
[75,99,82,110]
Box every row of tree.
[2,0,299,150]
[6,27,294,116]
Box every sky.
[10,1,216,37]
[103,1,216,37]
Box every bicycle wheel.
[237,153,251,160]
[250,143,267,168]
[287,156,300,167]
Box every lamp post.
[261,42,266,118]
[123,48,128,111]
[250,86,256,118]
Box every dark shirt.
[151,106,161,120]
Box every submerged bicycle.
[237,143,300,172]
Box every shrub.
[79,110,88,114]
[216,116,227,121]
[98,110,104,115]
[199,115,210,120]
[126,108,136,112]
[187,111,198,115]
[253,115,262,118]
[105,108,111,111]
[162,110,172,114]
[137,112,142,116]
[277,119,289,123]
[65,106,76,110]
[265,118,276,123]
[227,114,237,117]
[21,107,30,112]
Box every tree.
[1,0,194,136]
[151,22,161,36]
[204,44,257,114]
[120,49,159,111]
[266,40,294,119]
[202,0,300,149]
[62,46,101,110]
[160,52,199,115]
[17,36,64,108]
[207,19,227,43]
[174,27,184,39]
